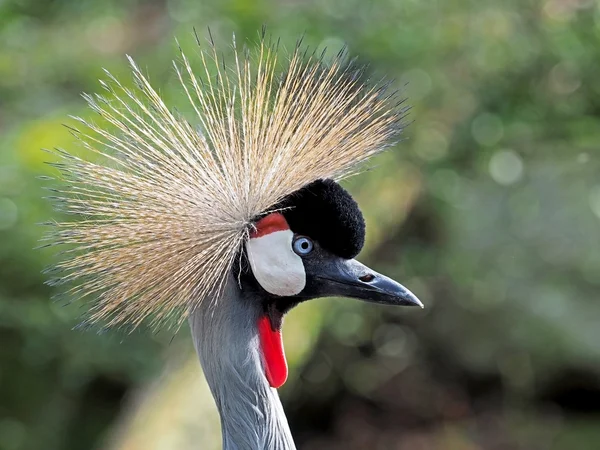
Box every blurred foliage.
[1,0,600,449]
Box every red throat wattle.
[257,315,288,388]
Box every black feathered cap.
[275,179,365,259]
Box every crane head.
[46,33,417,364]
[243,179,422,388]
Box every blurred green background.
[1,0,600,449]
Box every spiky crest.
[43,32,407,329]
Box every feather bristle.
[45,34,406,329]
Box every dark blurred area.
[1,0,600,449]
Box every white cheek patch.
[246,229,306,296]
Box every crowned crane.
[45,32,422,450]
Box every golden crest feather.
[44,32,407,329]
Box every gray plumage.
[190,274,296,450]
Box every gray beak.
[309,256,423,308]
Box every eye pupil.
[293,236,313,255]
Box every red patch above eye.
[250,212,290,238]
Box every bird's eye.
[292,236,313,255]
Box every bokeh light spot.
[489,150,524,186]
[331,310,365,345]
[317,36,346,62]
[401,68,432,101]
[543,0,576,22]
[303,352,332,384]
[415,128,449,161]
[0,198,18,230]
[577,152,590,164]
[549,62,581,95]
[588,185,600,220]
[373,324,409,358]
[471,113,504,146]
[0,419,26,450]
[86,16,126,55]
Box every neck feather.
[189,275,296,450]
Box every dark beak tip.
[404,295,424,309]
[385,282,423,309]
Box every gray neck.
[189,275,296,450]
